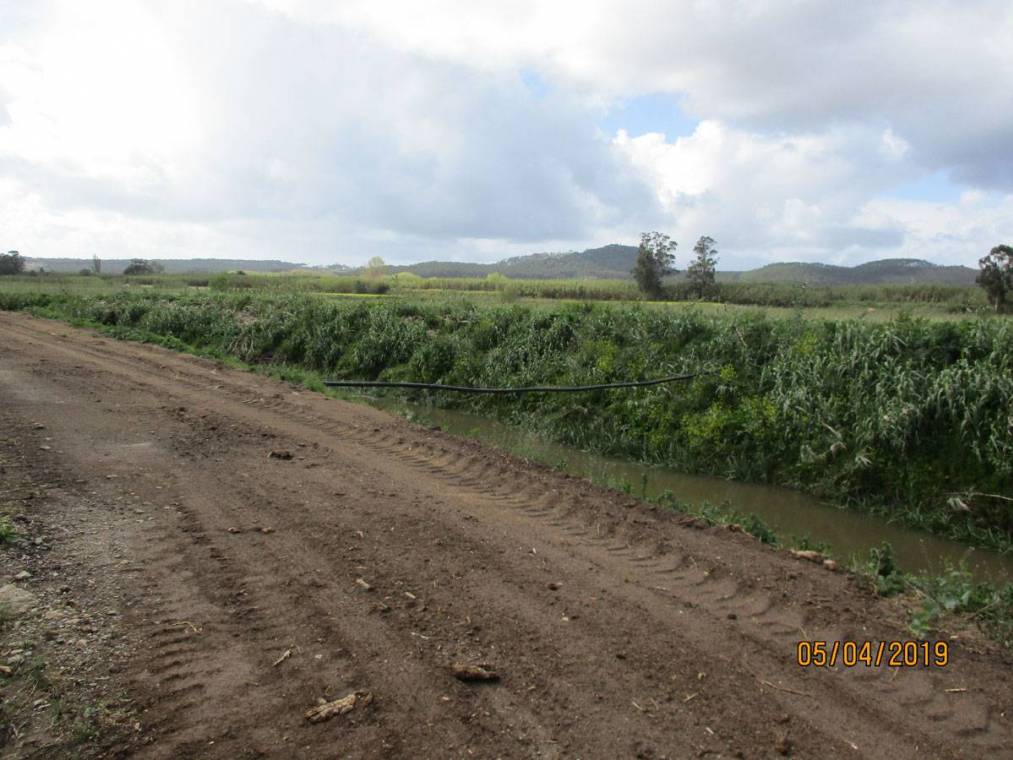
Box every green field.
[0,269,998,317]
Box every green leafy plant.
[859,543,908,597]
[0,515,17,544]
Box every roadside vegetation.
[857,543,1013,646]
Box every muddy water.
[366,397,1012,584]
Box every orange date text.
[796,640,949,668]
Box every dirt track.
[0,311,1010,759]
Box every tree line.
[632,233,718,299]
[632,233,1013,311]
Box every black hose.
[323,370,714,395]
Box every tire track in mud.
[2,313,1010,759]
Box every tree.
[976,244,1013,313]
[0,250,25,275]
[123,258,164,276]
[632,232,676,299]
[687,236,719,298]
[366,256,387,278]
[92,254,101,275]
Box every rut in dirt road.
[1,311,1010,760]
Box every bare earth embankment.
[0,312,1009,759]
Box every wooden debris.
[789,549,822,563]
[451,663,500,682]
[758,678,811,698]
[355,578,373,592]
[272,649,291,667]
[304,691,372,723]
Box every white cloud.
[0,2,199,186]
[859,193,1013,266]
[248,0,1013,187]
[613,122,910,267]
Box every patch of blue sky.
[600,92,698,139]
[888,170,963,202]
[520,68,551,99]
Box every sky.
[1,1,1011,270]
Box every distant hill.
[733,259,978,286]
[24,249,979,285]
[382,245,640,280]
[383,248,978,286]
[25,258,302,274]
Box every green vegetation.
[857,543,1013,646]
[633,232,677,298]
[122,258,164,276]
[736,258,978,286]
[656,493,781,546]
[0,250,26,275]
[1,287,1009,551]
[976,244,1013,313]
[686,236,719,299]
[0,269,998,316]
[0,515,17,544]
[209,271,391,295]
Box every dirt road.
[0,312,1009,759]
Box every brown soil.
[0,311,1010,759]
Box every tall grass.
[208,272,391,294]
[2,271,993,312]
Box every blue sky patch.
[888,170,962,202]
[600,92,698,139]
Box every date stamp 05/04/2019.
[796,640,950,668]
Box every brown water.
[366,397,1012,584]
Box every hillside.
[383,245,640,280]
[384,248,978,286]
[737,259,978,285]
[23,249,979,285]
